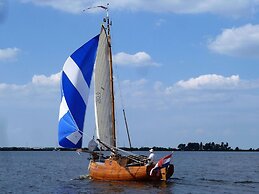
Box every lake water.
[0,151,258,193]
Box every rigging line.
[97,139,140,158]
[77,128,93,142]
[97,140,143,164]
[114,65,132,148]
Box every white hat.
[149,149,154,153]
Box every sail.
[94,26,114,147]
[58,34,99,148]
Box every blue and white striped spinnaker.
[58,34,99,148]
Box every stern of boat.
[147,163,174,181]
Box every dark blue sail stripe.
[62,72,86,131]
[59,112,83,148]
[58,34,99,148]
[71,34,99,87]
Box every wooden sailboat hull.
[88,158,174,181]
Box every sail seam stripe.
[62,72,86,130]
[58,96,69,121]
[63,56,89,105]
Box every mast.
[123,109,132,148]
[105,4,116,147]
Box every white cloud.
[0,72,61,106]
[0,83,27,95]
[208,24,259,57]
[113,52,159,67]
[1,72,258,110]
[0,47,20,61]
[0,72,61,147]
[174,74,240,90]
[32,72,61,86]
[20,0,259,17]
[21,0,86,14]
[120,79,148,99]
[116,74,259,111]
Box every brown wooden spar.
[107,13,116,148]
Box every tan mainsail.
[94,27,114,147]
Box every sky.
[0,0,259,149]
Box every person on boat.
[146,148,155,166]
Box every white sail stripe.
[63,57,89,105]
[66,130,82,145]
[59,96,69,121]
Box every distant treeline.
[177,142,259,151]
[120,142,259,152]
[119,146,176,151]
[0,142,258,151]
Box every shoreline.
[0,147,258,152]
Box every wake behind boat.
[58,4,174,181]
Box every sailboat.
[58,5,174,181]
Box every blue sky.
[0,0,259,149]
